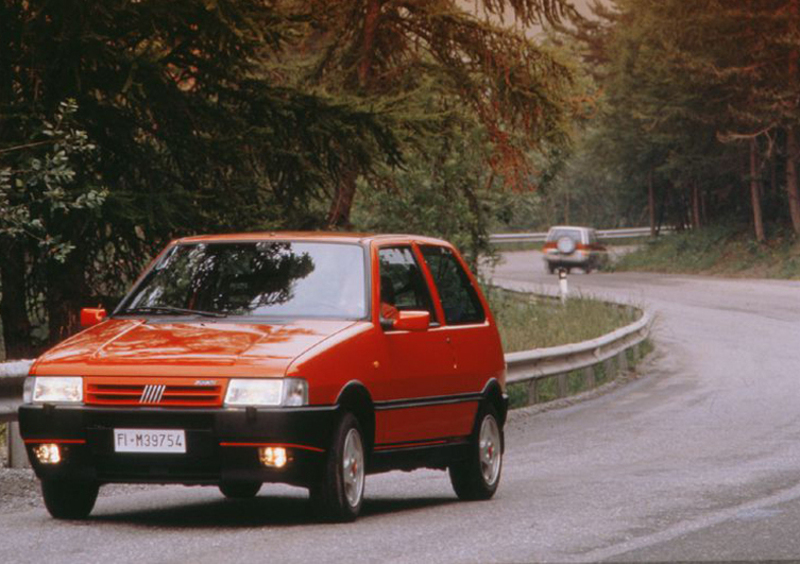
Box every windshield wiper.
[119,306,227,318]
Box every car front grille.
[85,377,226,407]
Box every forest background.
[2,0,799,358]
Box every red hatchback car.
[19,233,507,522]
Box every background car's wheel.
[547,263,556,274]
[219,481,261,499]
[41,479,99,520]
[310,412,365,522]
[449,404,503,501]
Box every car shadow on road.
[90,494,457,528]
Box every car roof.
[175,231,452,246]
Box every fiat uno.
[19,233,507,522]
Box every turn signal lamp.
[33,443,62,465]
[259,447,287,468]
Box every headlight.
[24,377,83,404]
[224,378,308,407]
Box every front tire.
[449,404,503,501]
[219,481,261,499]
[310,412,366,522]
[41,479,99,520]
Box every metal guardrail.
[489,226,672,244]
[0,360,32,423]
[505,307,651,405]
[0,302,652,467]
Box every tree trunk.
[657,182,668,234]
[786,128,800,235]
[328,0,382,228]
[788,0,800,234]
[648,170,656,237]
[326,167,359,229]
[750,139,766,243]
[0,241,34,359]
[691,180,701,229]
[357,0,381,88]
[45,254,90,347]
[701,190,708,226]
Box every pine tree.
[283,0,578,227]
[0,0,403,354]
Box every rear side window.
[420,246,485,325]
[378,247,437,320]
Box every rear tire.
[41,479,99,520]
[310,412,365,522]
[219,481,261,499]
[449,404,503,501]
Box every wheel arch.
[335,381,376,454]
[481,378,508,428]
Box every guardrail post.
[584,366,595,388]
[527,379,538,405]
[603,357,616,381]
[8,421,29,469]
[630,342,640,363]
[618,349,629,372]
[557,373,567,398]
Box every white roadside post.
[8,422,29,469]
[558,268,569,303]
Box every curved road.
[3,250,800,562]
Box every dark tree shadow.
[91,492,457,529]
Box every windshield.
[118,241,367,319]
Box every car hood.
[32,318,359,378]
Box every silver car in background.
[542,226,608,274]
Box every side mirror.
[80,308,107,328]
[392,310,430,332]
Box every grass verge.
[486,287,638,353]
[612,224,800,279]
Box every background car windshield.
[122,242,366,318]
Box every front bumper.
[18,404,338,487]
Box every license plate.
[113,428,186,453]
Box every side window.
[378,246,437,321]
[420,246,485,325]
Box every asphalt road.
[3,250,800,563]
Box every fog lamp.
[259,447,287,468]
[33,443,62,465]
